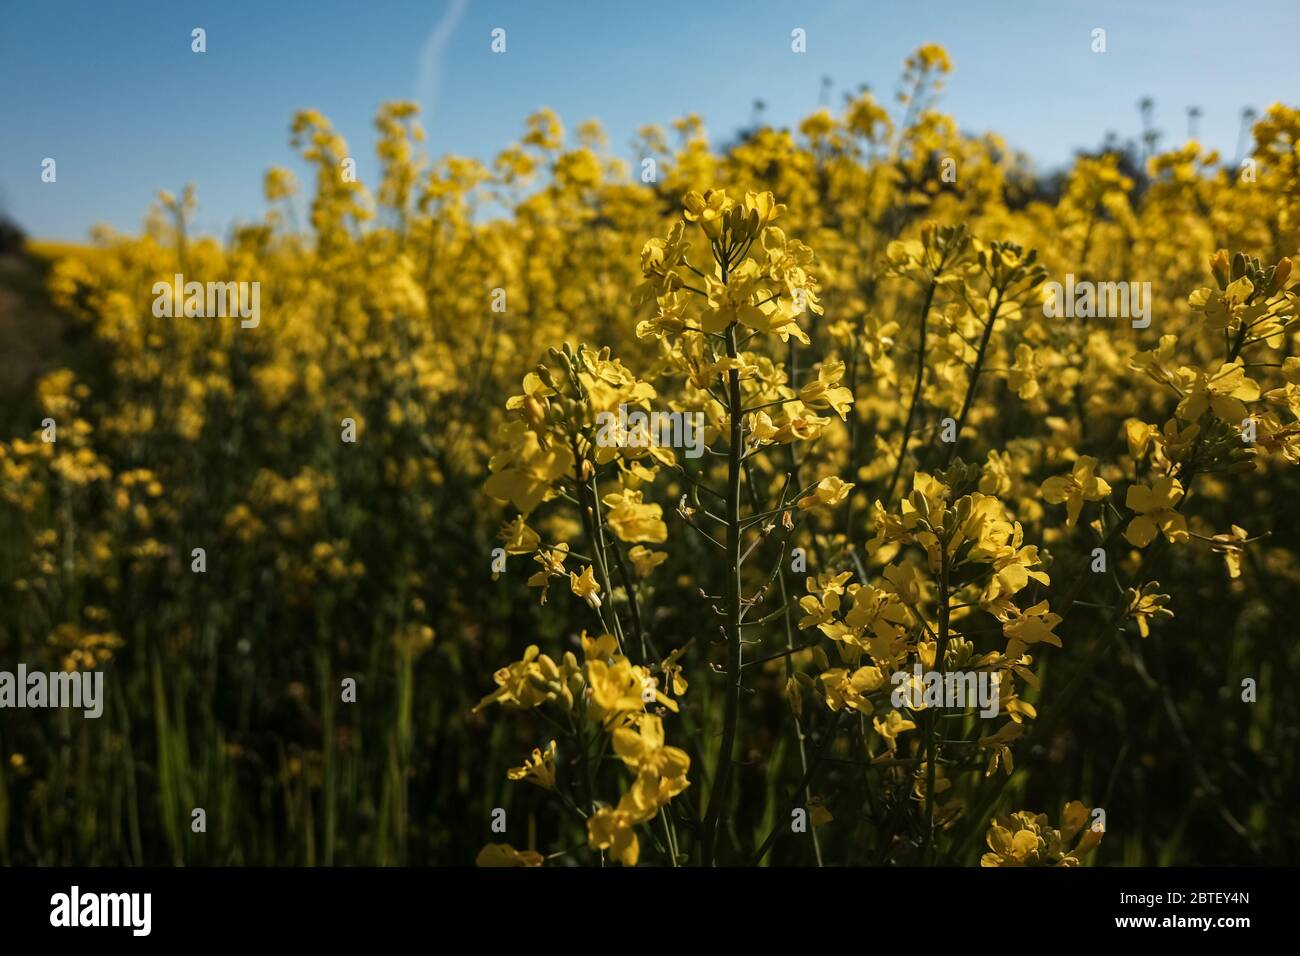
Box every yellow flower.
[587,787,651,867]
[700,265,768,333]
[798,360,854,420]
[1124,419,1161,463]
[1039,456,1111,527]
[602,489,668,543]
[1176,361,1260,424]
[799,475,854,511]
[612,714,691,802]
[743,190,786,229]
[1006,343,1039,400]
[873,710,917,751]
[818,666,885,713]
[586,657,645,724]
[981,816,1044,866]
[980,806,1101,867]
[978,721,1023,775]
[1209,525,1249,578]
[910,42,953,74]
[1188,276,1254,332]
[1003,600,1063,654]
[569,564,603,609]
[797,590,842,631]
[1123,583,1174,637]
[473,645,564,712]
[475,843,544,867]
[1123,476,1188,547]
[658,645,689,698]
[499,516,541,555]
[682,188,732,240]
[507,740,558,789]
[263,166,297,202]
[484,422,569,516]
[627,545,667,577]
[580,631,619,661]
[526,543,570,605]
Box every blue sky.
[2,0,1296,241]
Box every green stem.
[941,288,1003,468]
[885,277,938,502]
[701,319,745,866]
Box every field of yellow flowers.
[2,46,1298,867]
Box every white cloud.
[414,0,470,122]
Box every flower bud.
[1231,251,1246,282]
[523,396,547,432]
[1270,257,1292,294]
[1210,249,1230,289]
